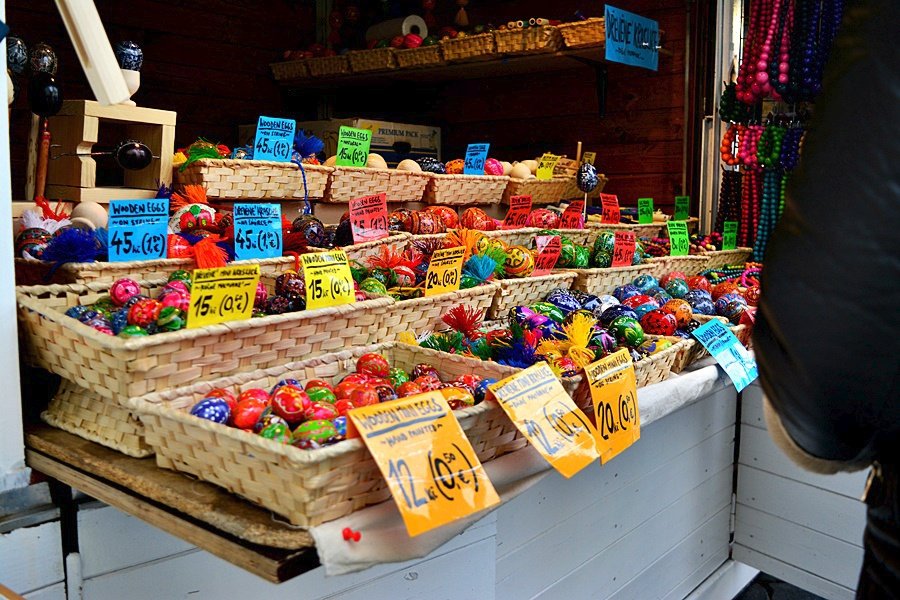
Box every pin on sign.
[253,116,295,162]
[349,193,389,243]
[600,193,621,224]
[502,195,532,229]
[585,349,641,464]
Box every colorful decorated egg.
[686,276,711,292]
[632,274,659,293]
[641,309,678,336]
[205,388,237,411]
[659,271,687,287]
[292,419,338,449]
[118,324,148,338]
[292,215,328,247]
[15,227,52,258]
[415,157,446,174]
[305,401,339,422]
[592,232,616,255]
[530,301,567,323]
[410,210,445,235]
[253,408,289,433]
[573,245,591,268]
[484,158,505,175]
[662,299,693,328]
[505,245,535,277]
[590,250,612,268]
[637,338,673,356]
[526,209,560,229]
[600,304,638,326]
[156,306,185,331]
[722,300,747,324]
[110,278,141,306]
[439,386,475,410]
[331,416,348,441]
[613,284,642,302]
[444,158,465,174]
[664,278,690,299]
[190,398,231,424]
[712,281,740,301]
[411,363,440,380]
[577,162,599,193]
[259,422,292,444]
[232,398,268,430]
[474,378,495,403]
[271,386,311,424]
[357,353,390,378]
[460,207,495,230]
[397,381,423,397]
[545,288,581,315]
[426,205,459,229]
[608,316,645,347]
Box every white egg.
[521,159,539,174]
[70,201,108,229]
[500,161,513,175]
[509,163,532,179]
[367,153,388,169]
[396,159,422,172]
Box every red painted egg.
[396,381,423,397]
[484,158,504,176]
[662,299,693,328]
[686,276,711,292]
[414,375,442,392]
[305,379,333,391]
[271,387,311,424]
[411,363,440,380]
[425,205,459,229]
[237,388,270,406]
[460,207,495,230]
[334,381,361,401]
[659,271,687,287]
[640,309,678,336]
[445,158,465,174]
[356,352,390,378]
[205,387,237,411]
[350,387,380,407]
[305,401,339,421]
[232,398,268,430]
[712,281,740,301]
[334,398,356,417]
[622,294,654,309]
[526,208,560,229]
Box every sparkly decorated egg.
[632,274,659,293]
[118,324,148,338]
[640,309,678,336]
[527,209,560,229]
[600,305,639,326]
[460,207,495,230]
[505,245,535,277]
[577,162,599,193]
[259,422,292,444]
[662,299,693,327]
[292,420,338,449]
[86,316,114,335]
[613,284,642,302]
[664,278,690,299]
[357,353,390,378]
[373,384,398,403]
[292,215,328,247]
[474,378,495,403]
[484,158,504,176]
[272,386,311,424]
[65,305,90,321]
[444,158,465,174]
[190,398,231,424]
[426,205,459,229]
[156,306,185,331]
[609,316,645,347]
[388,367,410,388]
[415,157,446,174]
[659,271,687,287]
[264,296,292,315]
[110,278,141,306]
[110,310,129,334]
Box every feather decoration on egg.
[40,228,103,271]
[441,304,485,340]
[462,254,497,286]
[293,130,325,159]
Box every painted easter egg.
[190,398,231,424]
[609,316,645,347]
[662,299,693,328]
[505,245,535,277]
[640,309,678,336]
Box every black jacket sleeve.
[753,0,900,464]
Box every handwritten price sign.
[560,200,585,229]
[536,153,560,181]
[463,142,490,175]
[424,246,465,297]
[722,221,738,250]
[582,151,596,166]
[637,198,654,224]
[301,250,355,310]
[253,116,295,162]
[490,363,599,477]
[674,195,690,221]
[335,126,372,168]
[532,235,561,277]
[611,231,636,268]
[349,193,389,243]
[187,265,260,329]
[585,349,641,463]
[502,195,532,229]
[693,319,758,392]
[233,204,282,260]
[667,221,690,256]
[599,193,621,224]
[107,199,169,262]
[349,391,500,536]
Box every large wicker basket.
[324,167,429,203]
[17,279,393,401]
[502,177,572,205]
[488,271,579,319]
[494,25,564,54]
[568,257,670,295]
[697,248,754,270]
[175,159,331,200]
[323,232,411,265]
[395,44,444,68]
[374,283,501,338]
[348,48,397,72]
[132,342,524,527]
[306,55,349,77]
[270,60,308,82]
[422,174,510,205]
[482,227,541,247]
[586,221,664,238]
[441,33,496,62]
[657,255,710,276]
[557,18,606,48]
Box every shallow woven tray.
[494,26,563,55]
[270,59,308,81]
[175,159,331,200]
[422,174,510,206]
[375,283,500,338]
[585,221,664,238]
[17,279,393,401]
[324,167,429,204]
[306,54,349,77]
[319,232,410,265]
[696,248,754,270]
[568,257,670,295]
[132,342,523,527]
[441,33,496,62]
[502,177,572,205]
[395,44,445,68]
[488,271,579,320]
[482,227,542,247]
[42,379,152,458]
[655,255,710,277]
[557,18,606,48]
[348,48,397,72]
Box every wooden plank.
[43,185,161,204]
[682,560,760,600]
[59,100,176,127]
[733,546,856,600]
[734,505,863,589]
[0,522,64,595]
[22,583,65,600]
[736,465,866,546]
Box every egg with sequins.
[190,398,231,424]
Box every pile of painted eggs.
[188,352,495,450]
[539,231,648,269]
[256,271,368,315]
[643,232,727,257]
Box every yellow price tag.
[301,250,355,310]
[424,246,465,297]
[582,151,596,165]
[585,349,641,464]
[349,391,500,537]
[536,153,560,181]
[489,363,599,478]
[187,265,260,329]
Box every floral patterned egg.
[609,316,645,347]
[425,205,459,229]
[460,207,495,230]
[640,309,678,336]
[526,209,560,229]
[662,299,693,328]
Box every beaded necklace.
[720,124,744,167]
[753,169,785,261]
[768,0,794,99]
[715,169,743,234]
[779,126,804,170]
[736,0,782,104]
[757,123,786,169]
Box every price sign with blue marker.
[464,143,490,175]
[253,116,295,162]
[108,199,169,262]
[233,204,282,260]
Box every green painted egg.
[609,316,645,347]
[259,422,292,444]
[530,301,567,323]
[591,249,612,268]
[359,277,388,295]
[593,232,616,255]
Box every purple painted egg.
[613,284,642,302]
[599,305,639,326]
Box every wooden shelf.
[24,425,319,583]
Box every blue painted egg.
[474,378,496,403]
[190,398,231,424]
[664,278,690,299]
[545,288,581,316]
[577,162,599,193]
[600,305,639,326]
[65,305,90,320]
[632,274,659,292]
[632,298,662,320]
[579,293,602,312]
[114,41,143,71]
[613,284,642,302]
[722,300,747,324]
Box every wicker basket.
[557,18,606,48]
[697,248,754,270]
[502,177,571,205]
[270,60,309,81]
[561,173,609,200]
[568,257,670,295]
[132,342,524,527]
[17,279,393,401]
[482,228,541,247]
[348,48,397,72]
[374,283,500,338]
[488,271,579,319]
[524,26,564,53]
[306,54,350,77]
[423,174,510,205]
[666,337,708,374]
[324,167,430,204]
[395,44,444,68]
[493,28,528,54]
[585,221,664,238]
[657,255,710,276]
[175,159,331,200]
[318,232,410,265]
[42,379,152,457]
[441,33,496,62]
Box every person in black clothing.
[753,0,900,597]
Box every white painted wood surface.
[22,582,66,600]
[0,522,64,596]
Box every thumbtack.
[342,527,362,542]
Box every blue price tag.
[253,116,295,162]
[464,143,490,175]
[108,199,169,262]
[233,204,282,260]
[604,5,659,71]
[692,319,758,392]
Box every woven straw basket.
[395,44,444,68]
[493,28,529,54]
[657,255,709,276]
[586,221,664,238]
[270,60,308,81]
[666,337,707,374]
[306,55,349,77]
[175,159,331,200]
[494,26,563,55]
[553,228,594,245]
[502,177,572,205]
[698,247,754,270]
[325,167,429,203]
[568,257,670,295]
[348,48,397,72]
[375,283,500,338]
[441,33,496,62]
[132,342,524,527]
[557,18,606,48]
[17,279,393,401]
[423,174,510,205]
[488,271,579,319]
[322,232,411,265]
[482,227,542,247]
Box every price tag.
[582,151,596,166]
[532,235,561,277]
[637,198,654,224]
[722,221,738,250]
[187,265,260,329]
[600,193,621,224]
[335,126,372,167]
[536,153,560,181]
[301,250,355,310]
[463,142,490,175]
[233,204,282,260]
[611,231,636,268]
[424,246,465,297]
[667,221,690,256]
[107,199,168,262]
[585,349,640,464]
[674,195,690,221]
[489,363,599,478]
[692,319,758,392]
[349,392,500,537]
[560,200,585,229]
[253,116,295,162]
[349,193,389,243]
[502,195,532,229]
